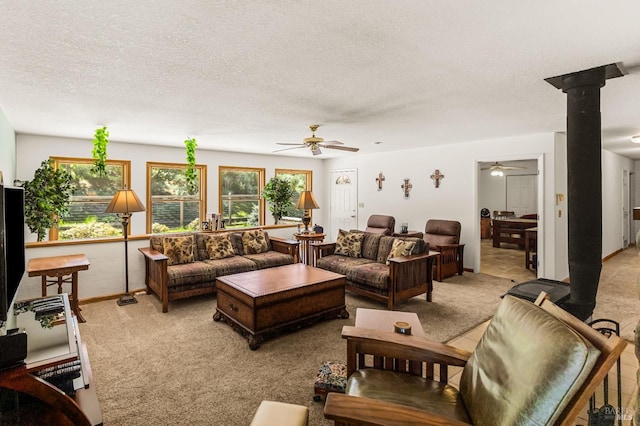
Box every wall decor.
[401,178,412,199]
[430,169,445,188]
[376,172,385,191]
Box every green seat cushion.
[347,369,471,423]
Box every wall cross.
[401,178,412,199]
[376,172,385,191]
[430,169,445,188]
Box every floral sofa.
[313,230,433,310]
[139,229,299,312]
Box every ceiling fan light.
[491,169,504,177]
[631,135,640,144]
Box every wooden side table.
[294,233,325,266]
[27,254,90,323]
[525,227,538,269]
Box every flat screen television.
[0,182,25,325]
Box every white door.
[506,175,537,216]
[329,169,358,239]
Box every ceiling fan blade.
[276,142,305,146]
[322,145,359,152]
[501,166,526,170]
[273,146,307,153]
[321,140,344,145]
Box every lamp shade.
[296,191,319,210]
[105,189,146,214]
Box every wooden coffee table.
[213,263,349,349]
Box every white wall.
[15,133,324,301]
[323,132,559,277]
[553,133,568,280]
[0,107,16,184]
[601,149,635,255]
[323,132,633,281]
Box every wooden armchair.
[324,292,627,426]
[423,219,464,281]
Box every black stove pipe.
[559,68,606,321]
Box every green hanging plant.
[17,159,76,242]
[261,176,296,224]
[91,126,110,177]
[184,137,198,195]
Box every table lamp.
[105,187,146,306]
[296,190,319,233]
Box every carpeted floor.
[77,248,639,425]
[78,272,516,425]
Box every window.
[147,162,207,234]
[219,166,265,228]
[52,157,130,241]
[275,169,312,223]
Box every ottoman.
[250,400,308,426]
[313,361,347,402]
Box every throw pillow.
[386,238,416,264]
[334,229,364,258]
[242,229,269,254]
[163,235,195,266]
[204,234,236,260]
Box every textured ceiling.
[1,1,640,159]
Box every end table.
[294,233,325,266]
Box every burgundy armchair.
[364,215,395,235]
[423,219,464,281]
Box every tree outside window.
[219,167,265,228]
[275,169,312,223]
[52,157,130,240]
[148,162,207,234]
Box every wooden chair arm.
[341,326,471,367]
[324,393,472,426]
[387,251,433,265]
[433,244,465,252]
[138,247,168,261]
[312,241,336,258]
[269,237,300,262]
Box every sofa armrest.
[312,241,336,260]
[269,236,300,263]
[139,246,168,261]
[324,393,472,426]
[138,247,170,312]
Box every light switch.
[358,202,365,208]
[558,210,562,218]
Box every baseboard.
[78,287,147,305]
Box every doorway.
[477,158,542,282]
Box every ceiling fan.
[273,125,360,156]
[481,162,526,176]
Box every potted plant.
[17,159,76,241]
[91,126,109,176]
[184,137,198,195]
[261,176,296,224]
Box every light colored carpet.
[77,249,639,425]
[78,272,515,426]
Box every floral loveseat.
[313,230,433,310]
[139,229,299,312]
